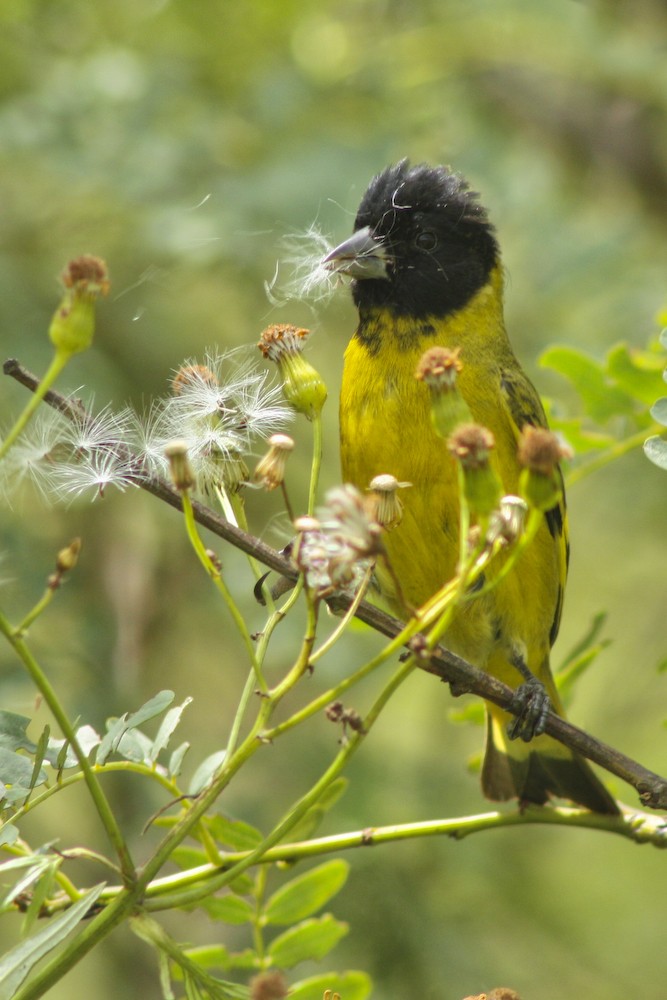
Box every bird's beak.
[323,226,390,280]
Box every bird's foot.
[507,677,551,742]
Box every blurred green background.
[1,1,666,998]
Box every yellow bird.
[325,160,617,813]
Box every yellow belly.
[339,318,560,679]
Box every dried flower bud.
[254,433,295,490]
[249,971,289,1000]
[49,256,109,356]
[448,424,501,519]
[164,439,196,492]
[416,346,471,438]
[258,324,327,419]
[517,426,570,511]
[366,474,411,530]
[171,364,218,396]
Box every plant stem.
[0,610,136,885]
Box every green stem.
[180,490,266,693]
[309,564,373,666]
[15,587,57,634]
[566,426,659,487]
[307,413,323,515]
[0,610,135,885]
[0,349,70,460]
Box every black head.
[327,160,499,320]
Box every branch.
[5,357,667,810]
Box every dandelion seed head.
[138,347,292,494]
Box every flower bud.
[415,346,472,438]
[448,423,501,519]
[258,324,327,419]
[55,537,82,574]
[517,426,570,511]
[49,256,109,356]
[254,433,295,490]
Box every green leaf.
[117,727,154,764]
[0,824,19,848]
[22,864,58,935]
[540,345,635,422]
[182,944,233,971]
[0,883,105,1000]
[288,970,372,1000]
[549,417,614,455]
[282,778,348,844]
[268,915,348,969]
[203,893,255,925]
[0,856,53,913]
[188,750,227,795]
[97,691,175,764]
[0,747,44,789]
[208,815,263,852]
[182,944,256,972]
[149,698,193,764]
[264,860,349,926]
[650,398,667,427]
[168,741,190,778]
[644,435,667,470]
[606,343,667,406]
[0,713,36,753]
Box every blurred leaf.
[0,825,19,848]
[0,747,45,790]
[268,914,348,969]
[288,971,372,1000]
[170,846,208,870]
[650,398,667,426]
[168,741,190,778]
[188,750,227,796]
[556,611,608,674]
[0,883,105,1000]
[281,778,348,844]
[643,435,667,470]
[149,698,193,764]
[117,727,154,764]
[182,944,256,972]
[28,726,50,793]
[555,612,611,706]
[208,815,263,852]
[0,713,36,753]
[21,864,57,936]
[264,860,349,926]
[449,702,485,726]
[606,343,666,406]
[203,894,255,925]
[549,416,614,454]
[540,346,635,422]
[0,856,53,913]
[97,691,175,765]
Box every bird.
[324,160,618,814]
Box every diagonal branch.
[4,356,667,810]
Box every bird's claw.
[507,677,551,742]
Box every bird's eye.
[415,230,438,251]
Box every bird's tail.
[481,702,619,815]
